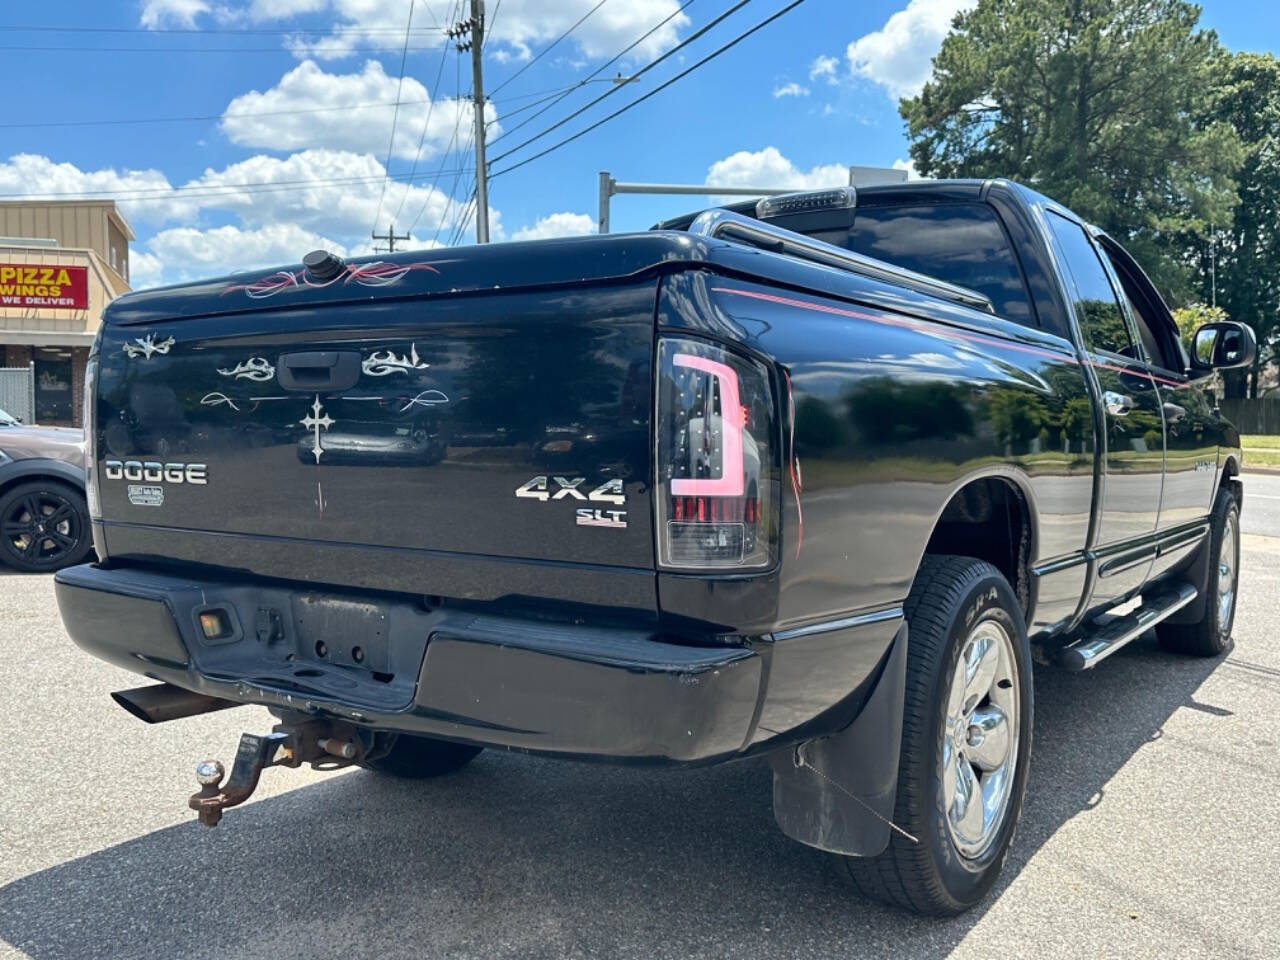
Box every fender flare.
[0,457,87,495]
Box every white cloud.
[140,0,211,28]
[845,0,975,99]
[893,157,921,180]
[138,223,352,284]
[220,60,493,161]
[262,1,689,62]
[183,148,459,237]
[511,212,595,242]
[706,147,849,200]
[0,153,196,224]
[772,82,809,99]
[809,55,839,84]
[128,250,166,290]
[0,151,472,285]
[248,0,326,19]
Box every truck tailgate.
[93,280,657,590]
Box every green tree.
[901,0,1242,298]
[1185,53,1280,398]
[1171,302,1228,350]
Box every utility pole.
[450,1,489,243]
[371,222,410,253]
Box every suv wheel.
[841,555,1033,915]
[0,481,92,573]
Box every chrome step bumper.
[1058,581,1198,671]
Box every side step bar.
[1058,582,1198,671]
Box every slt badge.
[515,476,628,529]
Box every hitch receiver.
[188,719,367,827]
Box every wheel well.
[1221,457,1242,511]
[0,473,83,502]
[922,477,1032,613]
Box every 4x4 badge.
[515,476,627,529]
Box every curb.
[1241,466,1280,477]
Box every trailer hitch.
[188,718,368,827]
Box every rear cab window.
[805,202,1036,327]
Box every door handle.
[1163,401,1187,424]
[1103,391,1134,416]
[277,351,362,392]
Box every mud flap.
[768,622,908,857]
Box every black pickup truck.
[55,179,1255,915]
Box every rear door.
[1045,211,1164,608]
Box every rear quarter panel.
[657,270,1096,635]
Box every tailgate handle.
[277,351,362,392]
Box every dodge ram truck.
[55,179,1255,915]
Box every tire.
[841,555,1034,915]
[0,480,93,573]
[1158,488,1239,657]
[361,734,482,779]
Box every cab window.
[806,202,1034,326]
[1101,245,1183,373]
[1046,212,1137,359]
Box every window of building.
[1045,212,1136,358]
[34,347,73,424]
[806,202,1034,325]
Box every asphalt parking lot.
[2,479,1279,960]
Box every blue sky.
[1,0,1275,288]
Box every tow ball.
[188,718,369,827]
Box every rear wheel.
[361,734,482,779]
[0,480,92,573]
[1158,488,1239,657]
[841,555,1033,915]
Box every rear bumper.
[54,562,901,764]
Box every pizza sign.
[0,264,90,309]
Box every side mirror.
[1190,321,1256,372]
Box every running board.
[1058,582,1198,671]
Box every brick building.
[0,200,133,426]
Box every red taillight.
[655,337,777,570]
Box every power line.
[0,24,442,34]
[0,43,447,54]
[483,0,503,49]
[0,84,548,131]
[448,187,479,247]
[407,45,472,238]
[434,117,477,246]
[490,0,807,180]
[0,98,432,130]
[488,0,696,148]
[488,0,750,165]
[488,0,610,96]
[372,0,417,236]
[0,167,476,204]
[391,1,460,225]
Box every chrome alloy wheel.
[941,618,1020,860]
[1218,510,1238,630]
